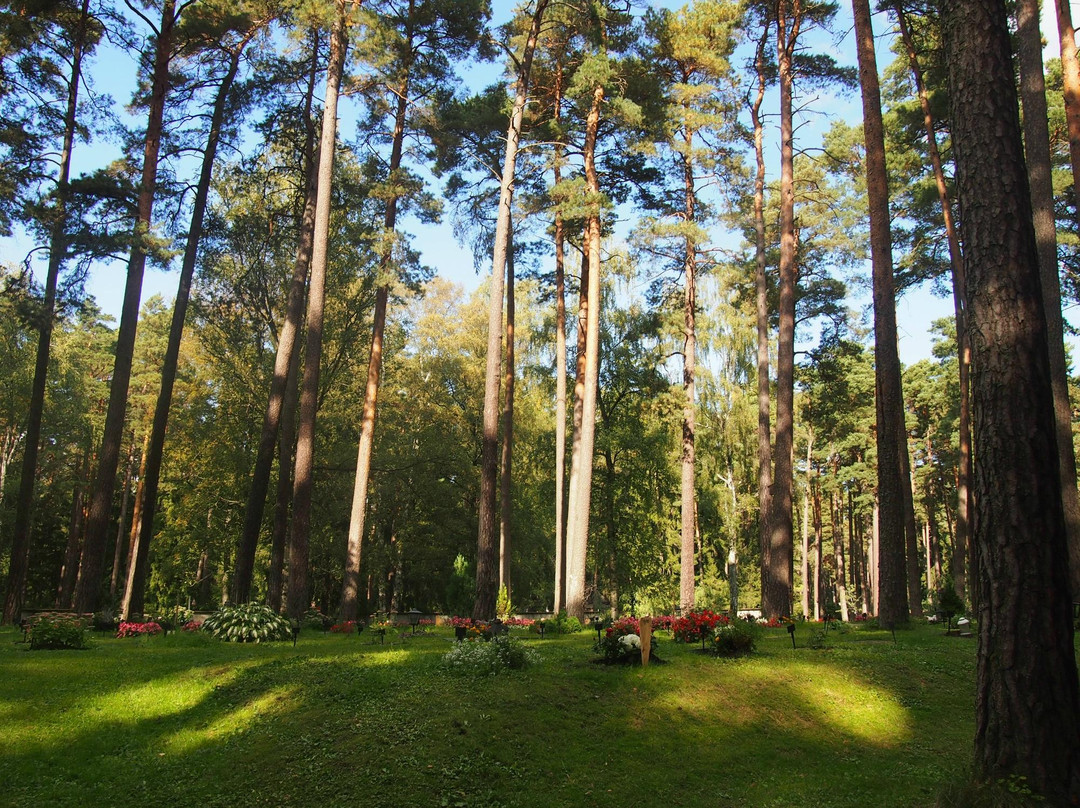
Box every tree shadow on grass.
[0,626,976,808]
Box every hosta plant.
[202,603,292,643]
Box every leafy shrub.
[116,621,163,638]
[936,582,965,618]
[496,584,513,619]
[711,618,758,656]
[302,608,332,631]
[28,616,88,650]
[202,603,292,643]
[442,636,537,676]
[150,606,193,630]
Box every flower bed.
[117,621,163,638]
[594,616,660,664]
[671,610,729,644]
[502,616,534,628]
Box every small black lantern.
[787,622,797,649]
[407,608,422,634]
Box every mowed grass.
[0,621,979,808]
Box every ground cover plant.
[0,621,1007,807]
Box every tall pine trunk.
[499,220,516,595]
[800,429,813,619]
[944,0,1080,797]
[74,0,178,614]
[129,42,247,616]
[1016,0,1080,600]
[236,30,322,604]
[267,332,301,611]
[565,85,605,622]
[110,442,136,600]
[679,128,698,613]
[852,0,907,628]
[894,6,971,604]
[473,0,548,620]
[553,126,568,612]
[288,0,351,621]
[3,0,91,623]
[767,0,798,620]
[751,22,773,614]
[1053,0,1080,212]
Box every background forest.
[1,0,1077,625]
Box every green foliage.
[495,584,512,619]
[711,618,758,656]
[302,609,332,631]
[27,616,88,650]
[443,554,474,617]
[934,773,1047,807]
[441,635,537,676]
[201,603,292,643]
[935,579,965,617]
[148,606,194,629]
[551,611,582,634]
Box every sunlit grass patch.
[0,621,987,807]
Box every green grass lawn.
[0,621,978,808]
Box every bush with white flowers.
[442,635,538,676]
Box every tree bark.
[56,454,87,609]
[472,0,548,621]
[74,0,178,615]
[679,127,697,613]
[110,441,136,601]
[800,429,813,619]
[1053,0,1080,211]
[812,474,822,620]
[499,219,516,596]
[131,41,247,615]
[766,0,798,619]
[552,72,568,613]
[830,490,849,621]
[553,96,568,613]
[944,1,1080,797]
[3,0,91,623]
[236,29,322,605]
[751,21,773,615]
[1016,0,1080,601]
[565,84,605,622]
[267,329,301,611]
[894,6,972,605]
[852,0,907,628]
[288,0,351,621]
